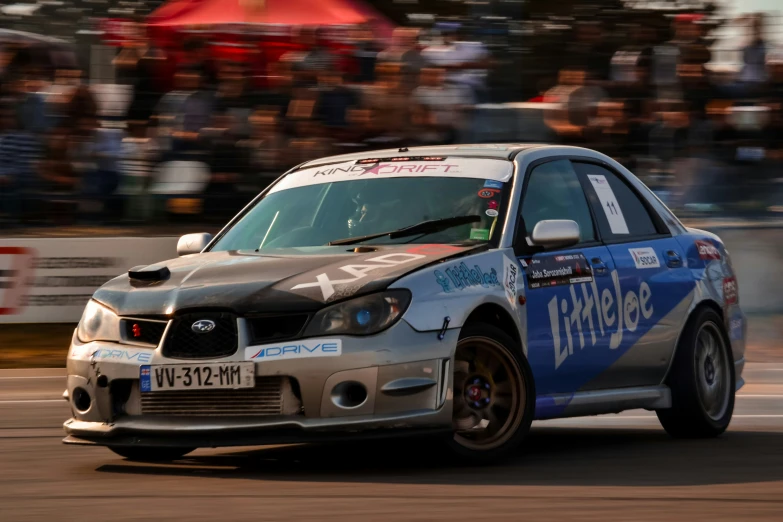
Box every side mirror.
[177,233,213,256]
[530,220,580,249]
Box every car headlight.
[303,290,412,336]
[76,299,120,343]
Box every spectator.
[768,48,783,102]
[214,62,255,138]
[69,113,102,219]
[117,119,159,222]
[281,27,336,88]
[562,21,612,84]
[362,62,411,148]
[377,27,428,91]
[256,61,294,121]
[241,109,287,190]
[736,14,769,97]
[413,67,471,145]
[155,67,214,161]
[204,113,250,222]
[0,104,42,225]
[181,37,219,90]
[421,24,490,103]
[114,22,168,123]
[653,14,710,102]
[315,71,359,137]
[38,126,79,224]
[348,24,383,84]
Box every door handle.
[665,250,683,268]
[591,257,609,276]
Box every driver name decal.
[524,254,593,289]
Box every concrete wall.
[693,222,783,315]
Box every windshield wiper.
[328,215,482,246]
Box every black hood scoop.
[129,265,171,282]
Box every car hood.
[93,244,483,316]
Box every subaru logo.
[191,319,216,333]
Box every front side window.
[520,159,595,243]
[211,160,512,252]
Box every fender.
[392,249,524,337]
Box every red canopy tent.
[144,0,394,87]
[148,0,387,29]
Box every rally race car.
[63,144,746,463]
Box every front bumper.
[63,320,458,447]
[63,411,451,448]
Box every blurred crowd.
[0,8,782,229]
[543,11,783,214]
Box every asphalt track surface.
[1,366,783,521]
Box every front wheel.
[657,307,735,438]
[108,446,195,462]
[447,322,535,464]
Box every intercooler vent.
[139,376,301,417]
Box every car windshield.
[210,159,512,252]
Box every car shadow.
[95,425,783,487]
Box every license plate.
[140,362,255,392]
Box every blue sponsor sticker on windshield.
[484,180,503,189]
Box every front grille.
[247,314,309,344]
[140,376,287,416]
[121,319,167,346]
[162,312,238,359]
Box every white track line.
[0,376,64,380]
[542,415,783,420]
[0,400,65,404]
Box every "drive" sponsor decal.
[246,339,342,360]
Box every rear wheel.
[657,307,735,438]
[447,322,535,464]
[108,446,195,462]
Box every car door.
[573,161,696,389]
[515,159,617,397]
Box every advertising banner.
[0,237,178,324]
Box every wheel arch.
[663,298,733,384]
[462,303,524,355]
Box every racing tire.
[446,322,535,464]
[657,307,735,438]
[108,446,195,462]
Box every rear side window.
[521,159,595,242]
[573,162,658,240]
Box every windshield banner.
[270,158,514,193]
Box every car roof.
[295,144,561,169]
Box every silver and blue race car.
[63,144,746,463]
